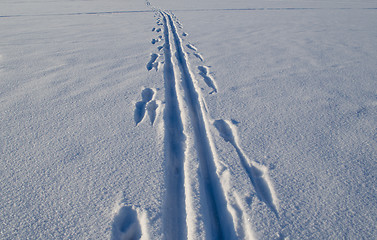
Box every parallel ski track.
[161,12,187,240]
[162,11,237,239]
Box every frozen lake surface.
[1,0,376,239]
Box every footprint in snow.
[198,66,217,94]
[186,43,197,51]
[151,39,160,44]
[146,53,159,71]
[111,206,142,240]
[134,88,159,126]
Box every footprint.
[134,88,157,126]
[156,28,161,32]
[134,102,147,126]
[146,53,159,71]
[198,66,217,94]
[141,88,154,102]
[147,100,159,125]
[186,43,197,51]
[194,53,204,61]
[231,119,240,125]
[111,206,142,240]
[213,119,279,218]
[151,39,159,44]
[182,32,188,37]
[152,27,155,32]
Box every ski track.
[139,2,280,238]
[160,12,187,240]
[162,11,237,239]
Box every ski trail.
[164,12,237,239]
[144,2,279,237]
[213,119,279,218]
[160,12,187,240]
[198,66,218,94]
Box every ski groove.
[160,12,187,240]
[164,12,237,239]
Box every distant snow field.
[1,0,376,239]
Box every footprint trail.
[213,119,279,218]
[137,2,281,238]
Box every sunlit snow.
[1,0,376,239]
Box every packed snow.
[1,0,376,239]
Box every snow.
[1,0,376,239]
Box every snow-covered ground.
[1,0,376,239]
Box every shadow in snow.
[112,206,141,240]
